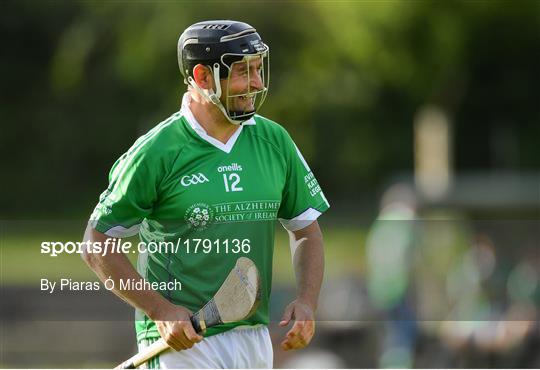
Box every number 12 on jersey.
[223,173,243,192]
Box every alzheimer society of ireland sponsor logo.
[184,203,214,230]
[185,200,280,228]
[213,201,280,223]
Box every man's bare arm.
[279,220,324,350]
[81,224,202,350]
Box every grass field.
[0,225,365,285]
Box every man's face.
[219,55,265,114]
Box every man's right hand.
[82,226,203,351]
[153,302,203,351]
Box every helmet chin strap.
[187,63,244,126]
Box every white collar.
[180,93,255,153]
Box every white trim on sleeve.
[98,223,141,238]
[320,192,330,208]
[88,219,141,237]
[293,143,311,172]
[279,207,322,232]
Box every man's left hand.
[279,299,316,351]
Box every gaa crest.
[184,203,214,230]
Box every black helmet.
[178,20,270,125]
[178,20,268,80]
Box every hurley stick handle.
[190,311,205,333]
[115,257,259,369]
[116,338,169,369]
[116,316,204,369]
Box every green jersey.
[90,95,329,341]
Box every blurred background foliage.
[2,0,539,219]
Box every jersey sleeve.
[89,144,159,237]
[277,134,330,231]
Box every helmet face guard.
[178,20,270,125]
[221,51,270,123]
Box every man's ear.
[192,64,214,90]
